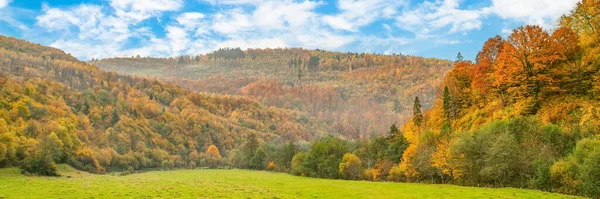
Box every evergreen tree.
[442,86,452,120]
[456,52,464,62]
[111,109,120,125]
[308,56,320,72]
[281,140,297,172]
[81,100,90,114]
[442,86,453,131]
[243,132,259,167]
[413,96,423,128]
[251,147,267,170]
[297,60,303,84]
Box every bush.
[551,137,600,198]
[21,155,58,176]
[250,147,267,170]
[363,168,381,181]
[388,165,404,182]
[302,136,348,179]
[69,147,105,173]
[291,152,307,176]
[339,153,362,180]
[267,161,276,171]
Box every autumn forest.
[0,0,599,198]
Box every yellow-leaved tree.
[338,153,362,180]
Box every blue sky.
[0,0,580,61]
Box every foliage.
[300,136,348,179]
[250,147,267,170]
[394,2,600,197]
[0,2,598,197]
[551,137,600,198]
[290,152,307,176]
[93,48,454,141]
[338,153,362,180]
[0,35,325,174]
[413,97,423,128]
[206,145,221,169]
[266,161,275,171]
[20,155,58,176]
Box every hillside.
[0,35,329,174]
[93,49,453,140]
[0,165,581,199]
[397,1,600,198]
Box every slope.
[93,48,454,140]
[397,1,600,198]
[0,35,328,173]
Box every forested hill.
[397,1,600,197]
[0,35,329,174]
[93,48,454,140]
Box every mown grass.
[0,165,582,199]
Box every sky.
[0,0,581,61]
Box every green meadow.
[0,165,582,199]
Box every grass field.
[0,165,582,199]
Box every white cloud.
[206,0,354,51]
[396,0,483,36]
[218,38,287,49]
[296,31,355,49]
[211,9,253,35]
[176,12,205,27]
[110,0,183,13]
[0,0,10,8]
[323,15,355,32]
[175,12,209,37]
[110,0,183,22]
[199,0,263,5]
[252,1,320,30]
[437,39,460,45]
[0,6,29,30]
[166,26,189,55]
[37,4,132,42]
[324,0,407,31]
[35,0,185,60]
[485,0,580,29]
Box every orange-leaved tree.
[493,25,567,114]
[206,145,221,168]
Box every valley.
[0,0,598,198]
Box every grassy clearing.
[0,165,581,199]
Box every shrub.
[291,152,307,176]
[21,155,58,176]
[388,165,404,182]
[339,153,362,180]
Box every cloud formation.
[7,0,581,60]
[0,0,10,8]
[486,0,581,28]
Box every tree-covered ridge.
[0,35,329,174]
[398,1,600,197]
[93,47,453,140]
